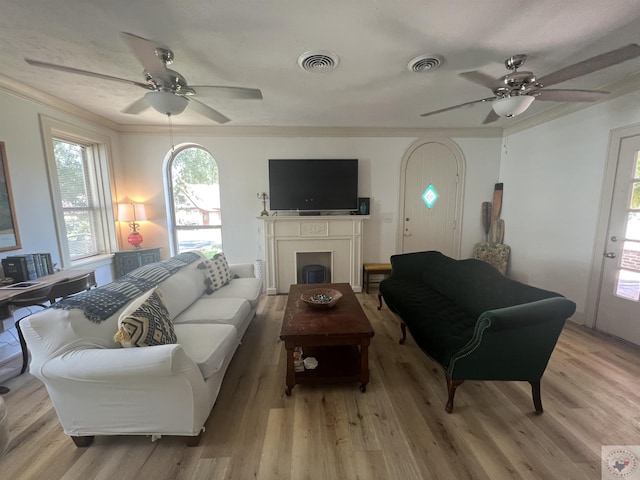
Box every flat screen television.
[268,159,358,212]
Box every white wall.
[117,133,502,265]
[0,85,503,276]
[500,89,640,323]
[0,89,122,274]
[10,75,640,329]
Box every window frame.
[164,144,222,256]
[40,116,117,268]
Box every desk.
[0,269,95,313]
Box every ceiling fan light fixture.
[492,95,535,118]
[145,91,188,116]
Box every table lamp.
[118,203,147,249]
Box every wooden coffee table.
[280,282,375,395]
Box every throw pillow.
[198,252,231,294]
[114,288,177,348]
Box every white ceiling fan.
[25,32,263,123]
[420,44,640,124]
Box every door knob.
[604,252,616,258]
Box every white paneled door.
[596,134,640,345]
[399,138,464,258]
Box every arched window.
[165,145,222,256]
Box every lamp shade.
[492,95,535,118]
[145,91,188,116]
[117,203,147,223]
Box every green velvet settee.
[378,251,576,414]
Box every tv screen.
[269,159,358,212]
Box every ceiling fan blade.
[122,97,151,115]
[420,97,495,117]
[190,86,263,100]
[120,32,168,78]
[535,89,609,102]
[537,43,640,87]
[188,98,231,124]
[25,58,151,89]
[459,71,501,89]
[482,110,500,124]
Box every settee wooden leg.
[444,375,464,413]
[399,322,407,344]
[377,292,383,310]
[529,380,543,414]
[186,431,203,447]
[71,435,94,447]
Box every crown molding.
[0,73,502,139]
[116,124,504,138]
[3,68,639,139]
[0,73,120,130]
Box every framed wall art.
[0,141,21,252]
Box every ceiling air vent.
[298,50,340,72]
[407,55,444,73]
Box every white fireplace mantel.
[258,215,368,294]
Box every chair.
[47,272,97,304]
[8,284,53,374]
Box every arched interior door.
[398,138,464,257]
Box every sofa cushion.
[198,252,231,294]
[114,288,177,348]
[381,278,476,366]
[172,297,251,330]
[157,260,206,320]
[174,323,238,379]
[422,259,559,318]
[389,251,456,283]
[207,277,262,309]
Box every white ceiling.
[2,0,640,128]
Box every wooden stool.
[362,263,392,294]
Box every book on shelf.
[43,253,54,274]
[0,252,55,283]
[1,257,29,283]
[34,253,51,276]
[10,254,38,280]
[32,253,44,278]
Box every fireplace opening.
[296,251,332,284]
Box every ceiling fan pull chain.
[167,113,175,153]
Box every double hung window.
[41,117,117,267]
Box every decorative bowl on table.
[301,288,343,309]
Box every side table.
[114,248,161,278]
[362,262,392,294]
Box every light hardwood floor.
[1,292,639,480]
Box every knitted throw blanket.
[52,251,202,323]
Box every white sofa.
[20,251,261,447]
